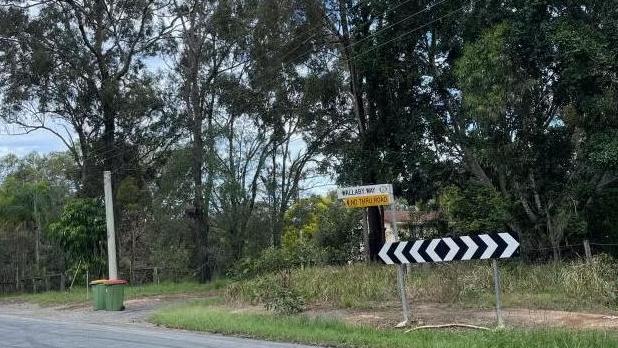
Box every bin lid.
[89,279,108,285]
[105,279,128,285]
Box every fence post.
[60,273,65,292]
[583,239,592,263]
[153,267,159,285]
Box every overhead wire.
[13,0,467,178]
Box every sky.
[0,128,67,157]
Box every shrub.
[227,242,324,279]
[261,271,305,315]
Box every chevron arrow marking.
[499,232,519,258]
[442,237,459,262]
[410,240,426,263]
[426,239,442,262]
[394,242,409,264]
[460,236,478,260]
[378,233,520,265]
[379,242,394,264]
[479,234,498,259]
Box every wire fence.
[1,239,617,295]
[0,263,206,295]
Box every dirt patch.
[0,295,208,327]
[2,295,617,331]
[305,302,618,330]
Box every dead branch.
[404,323,491,332]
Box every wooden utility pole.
[103,171,118,280]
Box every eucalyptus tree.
[297,0,444,260]
[431,1,618,258]
[168,0,255,280]
[0,0,174,196]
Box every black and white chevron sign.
[378,233,520,264]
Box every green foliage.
[456,22,513,120]
[149,242,192,281]
[116,176,147,211]
[230,195,362,279]
[282,196,328,248]
[260,271,305,315]
[228,243,324,280]
[439,185,511,233]
[586,130,618,170]
[48,198,107,275]
[282,195,362,265]
[0,177,45,225]
[313,199,363,264]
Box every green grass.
[151,302,618,348]
[225,257,618,311]
[0,280,229,306]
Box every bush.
[261,271,306,315]
[48,198,107,276]
[227,242,324,279]
[226,270,305,314]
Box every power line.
[350,0,477,61]
[346,0,451,52]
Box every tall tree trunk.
[336,0,384,260]
[191,114,210,282]
[367,206,385,261]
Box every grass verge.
[0,280,228,306]
[226,257,618,311]
[151,302,618,348]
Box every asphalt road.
[0,314,314,348]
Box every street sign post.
[378,232,520,327]
[337,183,410,326]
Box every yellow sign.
[343,194,392,208]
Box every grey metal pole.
[492,259,504,328]
[391,204,411,326]
[104,171,118,280]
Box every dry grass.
[225,256,618,311]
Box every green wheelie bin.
[104,279,128,311]
[89,279,108,310]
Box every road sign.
[337,184,393,208]
[342,194,391,208]
[337,183,409,325]
[378,232,520,265]
[337,184,393,199]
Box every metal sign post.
[492,259,504,328]
[337,184,410,326]
[378,232,520,328]
[390,205,411,327]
